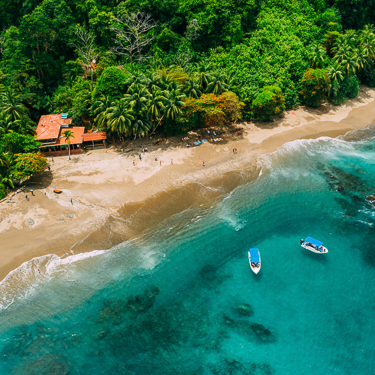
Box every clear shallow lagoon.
[1,127,375,374]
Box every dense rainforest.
[0,0,375,198]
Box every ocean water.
[1,127,375,374]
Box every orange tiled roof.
[56,127,85,145]
[82,132,107,142]
[36,114,73,140]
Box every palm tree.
[327,64,344,97]
[106,100,134,136]
[163,89,186,120]
[206,72,230,95]
[0,112,16,136]
[1,177,14,189]
[359,26,375,60]
[125,74,147,89]
[131,117,152,139]
[195,63,212,91]
[60,130,75,161]
[307,45,326,68]
[332,44,352,65]
[158,75,173,90]
[144,72,161,92]
[183,77,201,98]
[124,84,150,115]
[340,54,359,75]
[0,152,10,168]
[91,95,112,129]
[342,30,358,47]
[13,116,35,136]
[147,90,166,121]
[0,88,29,122]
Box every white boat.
[248,248,261,274]
[301,236,328,254]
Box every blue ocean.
[1,126,375,375]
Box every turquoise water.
[1,127,375,374]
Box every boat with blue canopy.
[300,236,328,254]
[248,248,261,274]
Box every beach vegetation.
[9,152,48,183]
[0,0,375,198]
[301,69,330,107]
[252,86,286,121]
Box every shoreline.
[1,88,375,283]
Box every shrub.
[9,152,48,182]
[331,75,359,105]
[301,68,329,107]
[164,92,243,134]
[341,75,359,98]
[252,86,286,121]
[0,183,7,200]
[0,133,41,154]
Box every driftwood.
[152,138,166,146]
[0,186,26,204]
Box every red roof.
[57,127,85,145]
[82,132,107,142]
[36,115,73,140]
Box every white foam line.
[0,249,107,310]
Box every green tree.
[91,95,112,129]
[0,88,29,122]
[60,130,75,160]
[252,86,286,121]
[163,89,186,120]
[301,69,330,107]
[106,100,134,136]
[0,133,41,154]
[327,64,344,98]
[147,90,166,121]
[307,45,326,68]
[184,77,201,98]
[9,152,47,182]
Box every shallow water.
[1,127,375,374]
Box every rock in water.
[338,184,345,191]
[237,303,253,316]
[366,195,375,205]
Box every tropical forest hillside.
[0,0,375,198]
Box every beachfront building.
[35,114,106,156]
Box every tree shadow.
[24,170,54,190]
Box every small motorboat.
[300,237,328,254]
[53,189,62,194]
[248,248,261,274]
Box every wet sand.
[1,88,375,281]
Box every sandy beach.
[1,87,375,282]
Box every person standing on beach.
[171,159,173,165]
[25,195,29,201]
[202,161,205,167]
[133,160,135,166]
[51,157,54,163]
[70,198,73,205]
[38,269,41,275]
[155,156,157,161]
[160,160,162,166]
[139,155,142,161]
[30,189,34,196]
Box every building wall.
[41,149,83,157]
